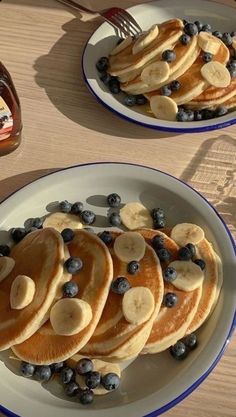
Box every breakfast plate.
[82,0,236,132]
[0,162,235,417]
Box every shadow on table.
[33,16,179,140]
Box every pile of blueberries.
[20,357,120,405]
[170,332,198,360]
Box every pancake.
[80,231,164,362]
[12,230,113,364]
[223,94,236,109]
[108,19,184,76]
[188,77,236,108]
[0,228,66,351]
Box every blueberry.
[59,200,72,213]
[230,69,236,78]
[124,94,137,106]
[136,94,147,105]
[176,109,188,122]
[151,208,165,220]
[222,32,232,46]
[213,30,223,39]
[161,85,172,96]
[185,243,196,258]
[76,358,93,375]
[179,34,191,45]
[170,341,188,360]
[62,281,79,298]
[194,258,206,270]
[35,365,52,382]
[60,366,75,384]
[152,234,165,250]
[227,63,236,78]
[231,31,236,37]
[79,389,94,405]
[20,361,35,378]
[186,109,194,121]
[107,193,121,208]
[202,24,212,33]
[64,381,79,397]
[96,56,109,73]
[153,218,166,229]
[101,372,120,391]
[109,212,121,227]
[162,50,176,63]
[214,106,228,117]
[127,260,140,275]
[183,333,198,350]
[178,246,192,261]
[31,217,43,229]
[229,60,236,70]
[184,23,198,36]
[98,231,113,245]
[61,228,74,243]
[164,266,177,282]
[85,371,101,389]
[64,257,83,274]
[202,108,215,120]
[109,78,120,94]
[0,245,10,256]
[194,110,203,121]
[71,201,83,214]
[51,362,64,373]
[163,292,178,308]
[100,72,111,85]
[111,277,131,294]
[194,21,203,31]
[170,80,181,91]
[81,210,96,225]
[202,52,213,62]
[157,248,171,262]
[11,227,27,243]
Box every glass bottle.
[0,62,22,156]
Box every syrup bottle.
[0,62,22,156]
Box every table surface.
[0,0,235,416]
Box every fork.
[55,0,142,37]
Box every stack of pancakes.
[108,19,236,118]
[0,222,222,370]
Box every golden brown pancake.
[188,77,236,108]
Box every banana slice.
[120,202,153,230]
[201,61,231,88]
[141,61,170,87]
[133,25,159,54]
[0,256,15,282]
[122,287,155,325]
[10,275,36,310]
[150,96,178,121]
[170,223,205,246]
[198,32,220,54]
[113,232,146,262]
[43,212,83,233]
[110,36,133,56]
[50,298,92,336]
[168,260,204,291]
[232,36,236,50]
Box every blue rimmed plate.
[82,0,236,133]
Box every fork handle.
[56,0,98,14]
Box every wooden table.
[0,0,235,416]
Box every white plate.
[0,162,235,417]
[82,0,236,133]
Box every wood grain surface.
[0,1,235,416]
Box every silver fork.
[55,0,142,37]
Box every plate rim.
[0,161,235,417]
[81,0,236,133]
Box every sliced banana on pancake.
[113,231,146,262]
[50,298,92,336]
[0,257,15,282]
[141,61,170,86]
[170,223,205,246]
[110,36,133,56]
[201,61,231,88]
[10,275,35,310]
[132,25,159,54]
[120,202,153,230]
[198,32,220,54]
[168,260,204,291]
[122,287,155,325]
[150,96,178,121]
[43,212,83,233]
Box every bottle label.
[0,96,13,141]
